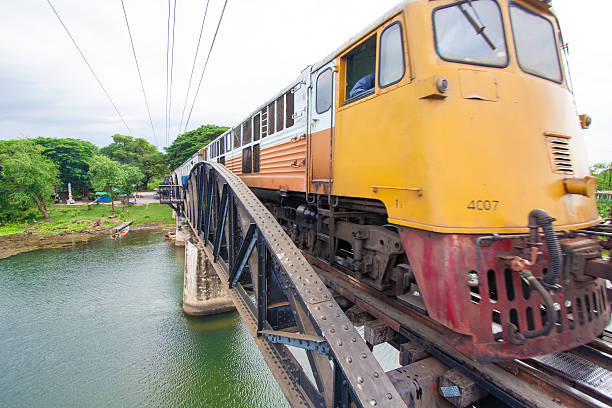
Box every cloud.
[0,0,610,164]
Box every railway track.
[303,252,612,408]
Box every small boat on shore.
[111,221,132,239]
[164,232,176,240]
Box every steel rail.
[181,162,406,408]
[303,253,610,408]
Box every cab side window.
[316,69,332,114]
[345,35,376,103]
[379,22,405,87]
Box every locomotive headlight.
[436,77,449,93]
[467,271,479,287]
[579,114,592,129]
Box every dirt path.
[0,222,174,259]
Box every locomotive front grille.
[546,136,574,175]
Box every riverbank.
[0,203,174,259]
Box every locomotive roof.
[209,0,414,148]
[204,0,555,157]
[312,0,412,71]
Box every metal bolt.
[330,328,335,333]
[386,394,392,400]
[373,372,379,378]
[357,376,364,384]
[337,340,343,346]
[347,357,352,363]
[343,325,348,330]
[369,399,377,406]
[361,353,367,359]
[321,316,326,320]
[351,337,356,342]
[316,306,320,310]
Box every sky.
[0,0,610,164]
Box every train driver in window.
[349,73,375,98]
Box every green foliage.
[33,137,98,195]
[591,162,612,191]
[88,155,144,211]
[119,163,145,197]
[147,175,165,191]
[100,134,167,189]
[590,162,611,219]
[165,124,228,170]
[0,140,60,220]
[597,200,611,219]
[89,155,124,197]
[0,203,173,236]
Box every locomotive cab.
[332,0,609,360]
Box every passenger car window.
[233,128,241,148]
[276,95,284,132]
[379,22,405,87]
[509,4,562,82]
[267,102,275,136]
[253,114,260,141]
[316,68,332,114]
[242,120,251,146]
[285,91,294,128]
[434,0,507,67]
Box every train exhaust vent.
[546,135,574,175]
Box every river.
[0,230,289,408]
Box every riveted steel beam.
[261,330,330,355]
[179,161,406,408]
[228,223,257,289]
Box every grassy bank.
[0,203,173,236]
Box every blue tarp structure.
[95,192,112,203]
[181,175,189,186]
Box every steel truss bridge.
[160,162,612,408]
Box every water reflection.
[0,230,288,408]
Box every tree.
[89,155,144,212]
[591,162,612,191]
[0,140,60,219]
[100,134,167,189]
[33,137,98,196]
[88,155,125,213]
[119,163,144,200]
[165,124,228,169]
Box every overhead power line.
[166,0,178,147]
[177,0,210,137]
[120,0,157,147]
[164,0,171,147]
[184,0,229,133]
[45,0,133,137]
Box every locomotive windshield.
[433,0,508,66]
[509,3,562,82]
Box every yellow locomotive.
[197,0,610,360]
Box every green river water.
[0,230,289,407]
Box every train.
[173,0,611,361]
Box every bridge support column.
[183,230,235,316]
[174,216,186,247]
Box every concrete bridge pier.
[174,215,187,247]
[180,219,235,316]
